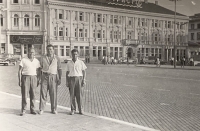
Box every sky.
[147,0,200,16]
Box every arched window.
[0,14,3,26]
[24,14,29,26]
[14,14,19,27]
[35,15,40,26]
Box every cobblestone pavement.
[1,63,200,131]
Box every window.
[155,20,158,27]
[1,43,5,54]
[93,30,95,38]
[97,30,101,38]
[119,31,121,39]
[191,33,194,40]
[198,24,200,29]
[103,15,106,23]
[128,17,132,26]
[168,21,171,28]
[24,14,29,26]
[80,46,84,57]
[197,32,200,40]
[114,16,118,24]
[155,34,158,41]
[66,46,70,56]
[94,13,96,22]
[191,24,194,29]
[59,27,63,36]
[59,11,63,19]
[35,15,40,26]
[35,0,40,4]
[138,18,140,26]
[79,29,83,37]
[103,30,105,38]
[127,31,131,39]
[97,14,101,23]
[54,27,57,36]
[110,31,113,39]
[75,28,77,37]
[85,29,87,38]
[60,46,64,56]
[14,14,19,27]
[66,28,68,36]
[23,0,29,4]
[110,15,113,24]
[0,14,3,26]
[114,31,117,39]
[13,0,18,3]
[141,18,145,27]
[79,12,84,21]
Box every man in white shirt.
[18,48,41,116]
[66,49,87,115]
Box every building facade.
[47,0,189,61]
[188,13,200,59]
[0,0,47,57]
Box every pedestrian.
[18,48,41,116]
[39,44,62,115]
[181,57,185,68]
[114,58,117,65]
[104,56,107,65]
[156,57,160,67]
[111,56,114,65]
[66,49,87,115]
[127,57,129,65]
[135,57,138,66]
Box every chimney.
[144,0,148,3]
[155,1,158,5]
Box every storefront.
[10,35,43,57]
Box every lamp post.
[169,0,181,68]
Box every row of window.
[2,0,41,4]
[190,23,200,30]
[0,14,40,27]
[53,26,185,43]
[190,32,200,40]
[53,10,186,29]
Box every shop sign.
[10,35,43,44]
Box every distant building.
[188,13,200,60]
[0,0,47,57]
[47,0,189,61]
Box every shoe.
[52,110,58,114]
[38,110,43,115]
[79,111,84,115]
[70,110,75,115]
[20,111,26,116]
[30,111,37,115]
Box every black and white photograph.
[0,0,200,131]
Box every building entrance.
[127,48,133,59]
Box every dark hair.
[46,44,54,49]
[71,49,79,54]
[28,47,35,52]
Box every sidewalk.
[0,91,159,131]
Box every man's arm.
[82,70,86,87]
[57,69,62,85]
[18,66,23,87]
[66,71,70,87]
[36,68,41,86]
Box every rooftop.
[52,0,186,16]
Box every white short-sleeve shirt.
[19,57,41,75]
[66,59,87,77]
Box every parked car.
[121,57,135,64]
[140,56,156,64]
[0,54,17,66]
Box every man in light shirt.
[39,44,62,115]
[66,49,87,115]
[18,48,41,116]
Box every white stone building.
[47,0,189,62]
[0,0,47,57]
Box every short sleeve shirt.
[19,57,41,75]
[66,59,87,77]
[40,54,62,74]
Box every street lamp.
[169,0,181,68]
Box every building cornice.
[47,0,189,21]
